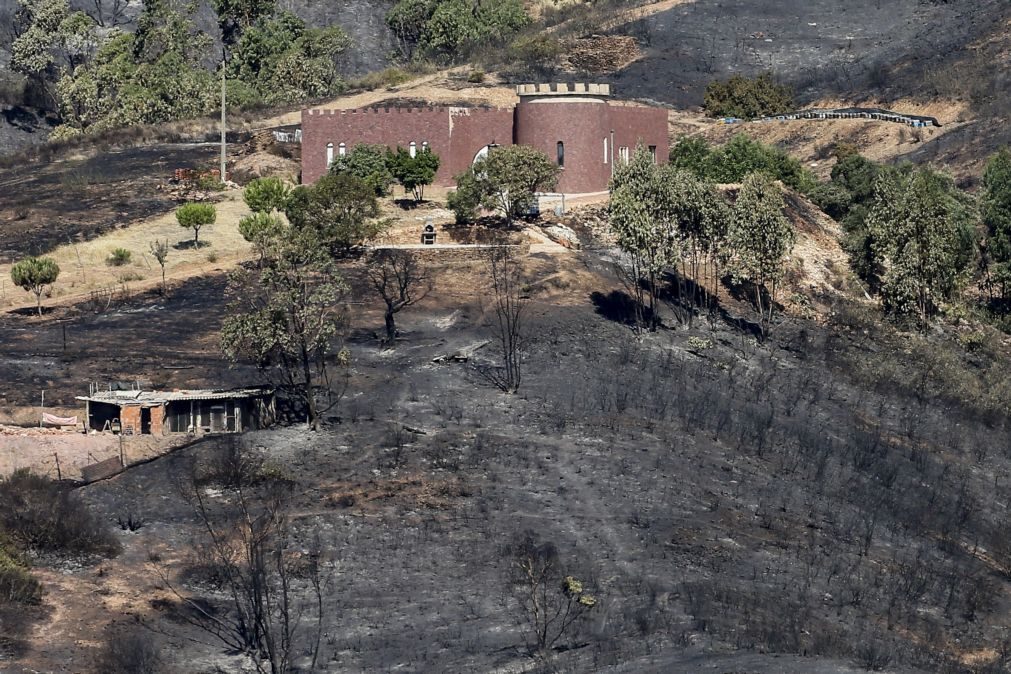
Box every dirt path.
[256,70,519,128]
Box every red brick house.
[301,83,669,195]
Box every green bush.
[467,69,486,83]
[447,180,480,224]
[703,73,794,120]
[0,470,120,558]
[329,144,394,196]
[243,177,291,213]
[355,67,413,91]
[107,248,132,266]
[671,134,816,194]
[506,34,562,74]
[387,0,530,62]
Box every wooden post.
[39,390,44,428]
[53,453,61,481]
[220,55,227,182]
[119,431,125,467]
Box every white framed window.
[557,141,565,168]
[473,145,491,165]
[422,141,429,152]
[338,142,347,157]
[619,146,630,165]
[409,141,417,158]
[649,145,657,164]
[603,138,608,164]
[326,142,334,166]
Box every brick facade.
[301,107,514,186]
[301,84,669,195]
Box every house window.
[338,142,347,157]
[422,141,429,152]
[603,138,609,163]
[409,141,417,158]
[648,145,657,163]
[326,142,334,166]
[619,146,630,164]
[557,141,565,168]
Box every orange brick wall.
[150,405,165,436]
[120,406,141,434]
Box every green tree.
[453,145,559,224]
[704,134,815,193]
[609,146,677,331]
[11,0,97,107]
[981,148,1011,304]
[668,135,712,176]
[387,146,441,201]
[388,0,529,62]
[55,1,215,134]
[10,256,60,316]
[210,0,275,49]
[329,144,394,196]
[243,176,290,213]
[728,173,795,336]
[238,211,285,263]
[386,0,436,60]
[867,167,977,323]
[221,229,350,431]
[817,153,887,288]
[610,146,730,330]
[265,25,350,104]
[447,168,483,224]
[703,73,794,120]
[285,174,383,258]
[176,202,216,246]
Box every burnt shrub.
[94,628,165,674]
[0,541,42,606]
[0,469,120,557]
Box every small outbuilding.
[76,387,275,436]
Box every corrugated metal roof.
[76,387,271,405]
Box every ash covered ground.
[6,243,1010,673]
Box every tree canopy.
[285,174,383,257]
[867,167,977,322]
[11,256,60,316]
[451,145,559,223]
[387,146,441,202]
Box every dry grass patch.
[0,191,254,312]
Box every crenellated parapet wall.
[515,83,612,97]
[301,105,515,185]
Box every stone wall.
[370,242,531,264]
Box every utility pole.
[220,53,227,183]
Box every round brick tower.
[514,83,614,195]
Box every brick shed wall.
[515,98,611,194]
[150,405,165,436]
[120,405,141,434]
[301,107,514,186]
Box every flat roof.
[76,387,271,405]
